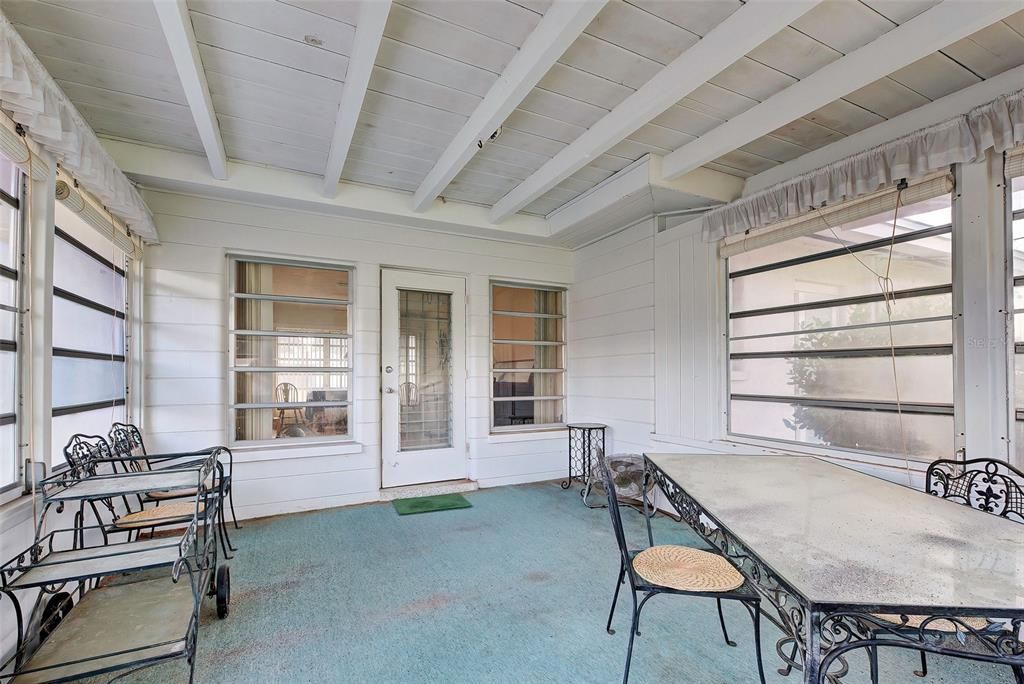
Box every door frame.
[379,268,467,488]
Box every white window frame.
[0,164,24,497]
[1004,149,1024,469]
[489,280,567,434]
[227,256,354,446]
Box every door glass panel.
[399,290,452,451]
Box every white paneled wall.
[652,217,725,445]
[141,190,572,519]
[567,215,733,467]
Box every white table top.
[647,453,1024,611]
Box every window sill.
[231,440,364,463]
[710,435,930,477]
[647,435,928,487]
[487,429,568,444]
[650,433,728,450]
[0,490,35,531]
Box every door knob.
[384,387,395,394]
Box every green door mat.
[393,493,472,516]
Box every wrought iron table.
[644,453,1024,684]
[0,451,230,683]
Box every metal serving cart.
[0,449,231,683]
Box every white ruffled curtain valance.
[703,88,1024,242]
[0,12,157,241]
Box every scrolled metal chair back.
[598,455,640,587]
[62,434,112,478]
[108,422,149,472]
[926,458,1024,524]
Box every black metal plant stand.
[562,423,606,502]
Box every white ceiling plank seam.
[489,0,823,224]
[660,0,1024,181]
[410,0,608,213]
[153,0,228,180]
[322,0,392,198]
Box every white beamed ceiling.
[3,0,1023,241]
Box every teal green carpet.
[112,483,1009,683]
[393,493,472,515]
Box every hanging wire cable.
[811,181,916,487]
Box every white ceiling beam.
[322,0,391,198]
[660,0,1023,182]
[102,140,554,244]
[744,64,1024,195]
[544,155,743,246]
[411,0,607,212]
[489,0,822,224]
[153,0,228,180]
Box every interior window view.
[230,260,351,441]
[398,289,453,450]
[491,283,566,430]
[0,2,1022,684]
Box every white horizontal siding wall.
[141,190,572,520]
[567,219,656,455]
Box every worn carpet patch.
[392,493,472,516]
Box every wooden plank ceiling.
[4,0,1024,219]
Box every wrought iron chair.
[867,457,1024,684]
[108,423,239,547]
[599,455,765,684]
[62,434,204,547]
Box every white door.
[380,269,467,488]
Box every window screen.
[1010,163,1024,461]
[51,205,128,468]
[490,283,566,430]
[0,154,22,488]
[229,259,352,442]
[727,193,954,461]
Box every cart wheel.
[41,592,73,640]
[216,565,230,619]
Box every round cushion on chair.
[872,613,990,632]
[115,501,204,529]
[632,545,745,592]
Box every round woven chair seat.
[872,613,990,633]
[115,501,204,529]
[632,545,744,593]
